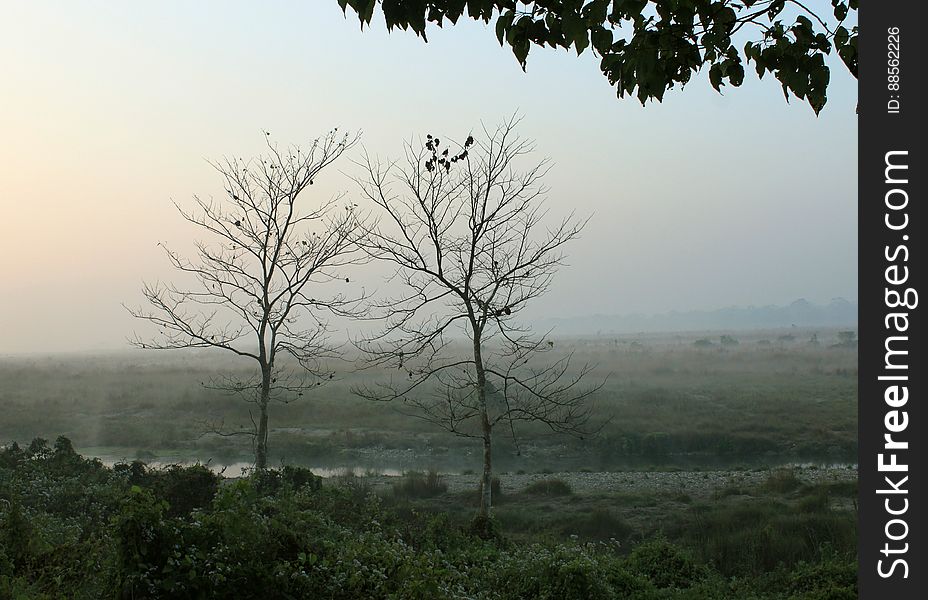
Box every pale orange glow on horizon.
[0,1,858,354]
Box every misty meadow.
[2,327,858,598]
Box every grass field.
[0,327,857,472]
[1,328,859,597]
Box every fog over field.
[2,326,857,472]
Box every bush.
[561,508,632,541]
[0,437,859,599]
[762,469,804,493]
[523,479,573,496]
[0,499,38,569]
[787,553,857,599]
[280,465,323,491]
[155,464,220,517]
[113,461,219,517]
[393,469,447,499]
[251,465,323,496]
[678,499,856,575]
[626,538,704,589]
[469,514,500,541]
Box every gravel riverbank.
[334,464,857,498]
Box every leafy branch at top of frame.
[338,0,857,114]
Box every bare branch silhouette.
[127,129,365,468]
[352,116,602,518]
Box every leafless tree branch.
[352,116,601,516]
[126,128,366,468]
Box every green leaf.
[768,0,785,18]
[561,13,588,54]
[358,0,376,26]
[495,11,515,46]
[512,39,530,67]
[834,26,849,48]
[591,26,614,53]
[810,65,830,89]
[834,3,848,20]
[709,63,723,91]
[728,62,745,86]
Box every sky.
[0,1,858,354]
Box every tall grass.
[393,469,447,498]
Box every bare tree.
[353,118,600,520]
[127,129,363,469]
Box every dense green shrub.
[786,552,857,599]
[0,437,858,599]
[251,464,323,496]
[626,538,705,589]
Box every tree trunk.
[474,336,492,518]
[255,372,271,470]
[479,417,492,517]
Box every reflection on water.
[88,449,858,479]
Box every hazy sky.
[0,1,857,354]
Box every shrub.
[720,335,739,346]
[561,508,632,542]
[0,442,25,469]
[469,514,500,541]
[393,469,447,499]
[523,479,572,496]
[334,467,371,498]
[762,469,804,493]
[280,465,323,491]
[491,544,628,600]
[252,465,322,496]
[787,553,857,598]
[679,499,856,575]
[112,486,172,598]
[0,499,38,569]
[0,436,860,599]
[113,461,219,517]
[156,464,220,516]
[626,538,704,589]
[422,512,468,549]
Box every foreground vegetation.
[2,438,856,599]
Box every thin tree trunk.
[479,416,492,517]
[474,336,492,518]
[255,371,271,469]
